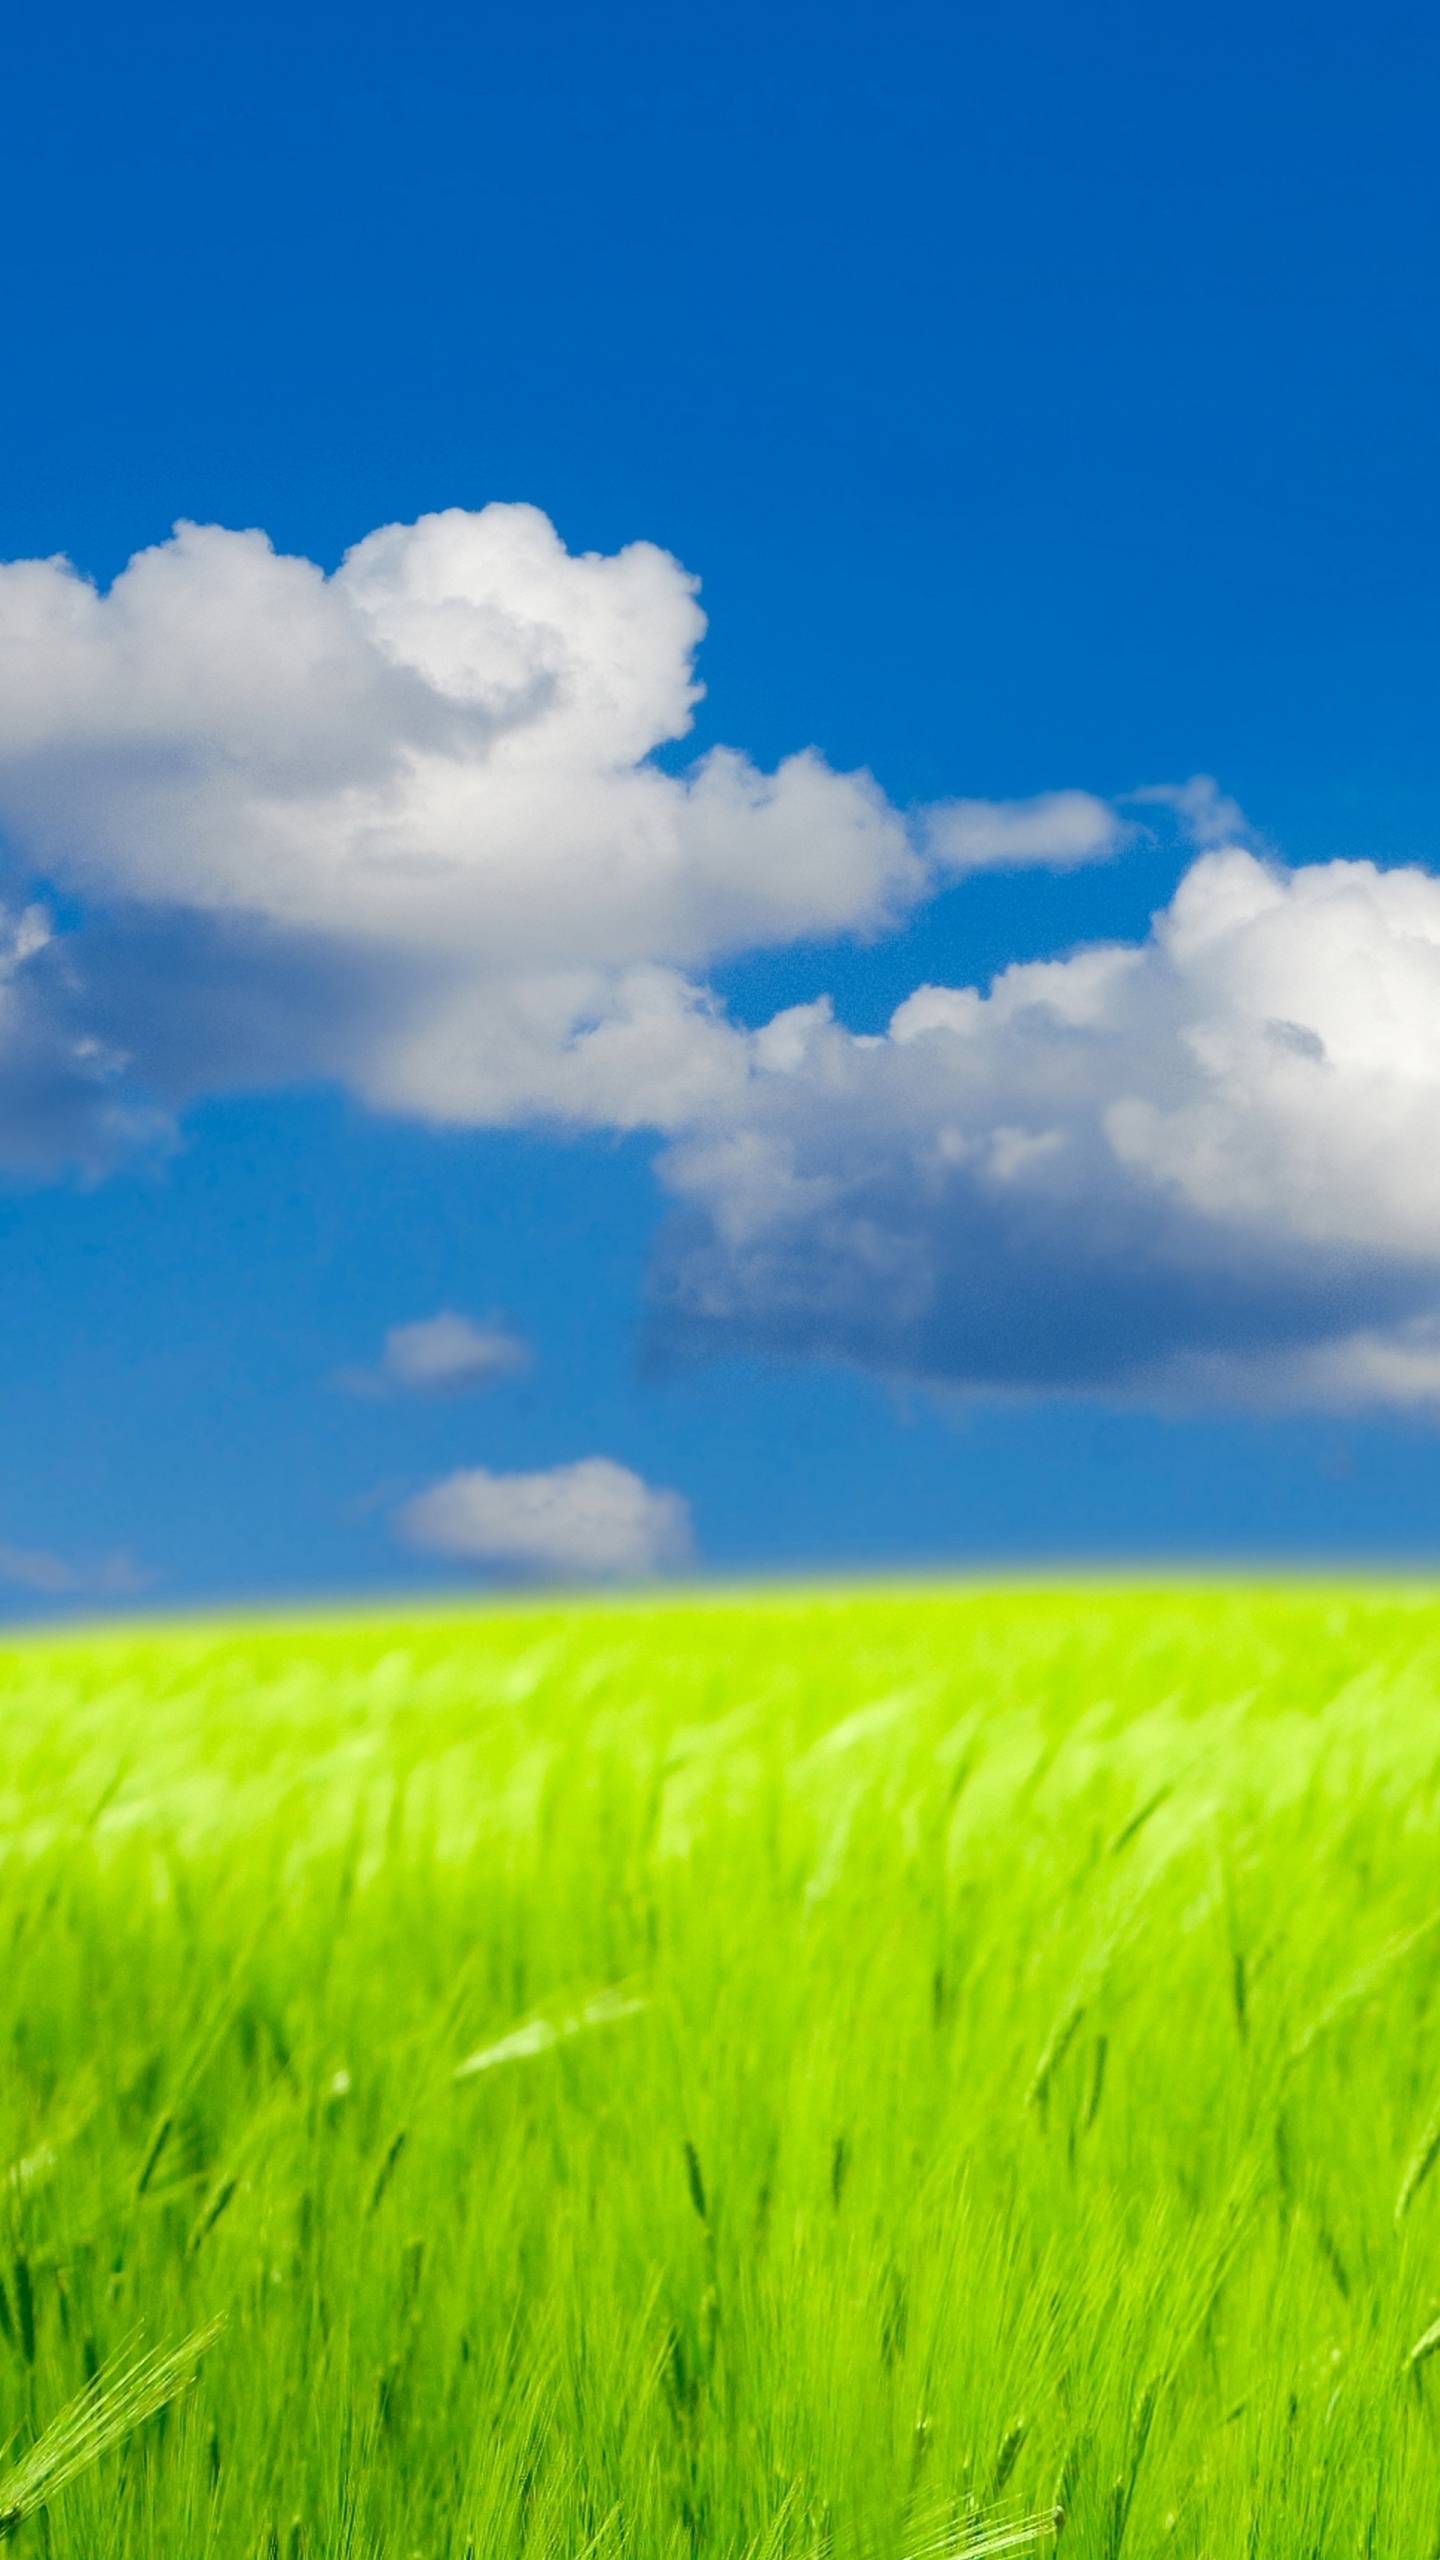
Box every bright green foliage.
[3,1583,1440,2558]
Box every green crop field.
[3,1584,1440,2560]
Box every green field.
[3,1584,1440,2559]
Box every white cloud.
[0,509,918,1138]
[0,505,1119,1148]
[396,1457,693,1578]
[1143,1319,1440,1418]
[1125,773,1256,850]
[646,846,1440,1413]
[338,1310,529,1397]
[1098,851,1440,1254]
[0,896,173,1174]
[380,1311,529,1391]
[924,789,1124,873]
[0,903,49,981]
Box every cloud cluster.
[397,1457,693,1579]
[3,501,1440,1423]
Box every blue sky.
[2,0,1440,1603]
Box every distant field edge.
[5,1560,1440,1653]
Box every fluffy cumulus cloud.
[396,1458,693,1579]
[337,1310,529,1397]
[0,505,1115,1144]
[647,848,1440,1413]
[4,501,1440,1418]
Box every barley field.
[3,1584,1440,2559]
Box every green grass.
[3,1582,1440,2558]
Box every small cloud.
[0,902,50,980]
[0,1544,77,1596]
[337,1310,530,1398]
[924,790,1124,875]
[1124,774,1255,850]
[395,1457,694,1580]
[0,1544,154,1599]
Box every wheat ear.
[0,2314,225,2539]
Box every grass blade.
[454,1985,648,2081]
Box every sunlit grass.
[3,1582,1440,2556]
